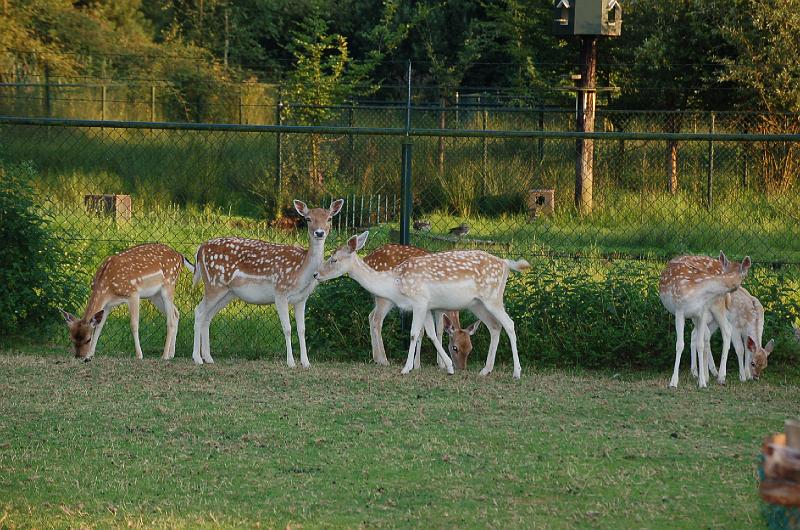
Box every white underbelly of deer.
[414,280,481,310]
[229,272,277,304]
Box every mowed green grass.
[1,352,797,529]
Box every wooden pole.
[575,36,597,215]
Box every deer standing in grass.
[191,199,343,366]
[700,286,774,382]
[670,253,773,382]
[60,243,193,361]
[315,232,529,378]
[363,244,481,369]
[659,252,751,388]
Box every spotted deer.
[315,232,529,379]
[191,199,343,366]
[702,286,774,381]
[363,244,481,369]
[60,243,193,361]
[659,252,751,388]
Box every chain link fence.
[2,109,799,369]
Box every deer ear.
[442,313,454,335]
[718,251,729,269]
[746,336,757,353]
[60,308,77,325]
[466,320,482,335]
[355,231,369,251]
[293,200,309,217]
[765,339,775,356]
[90,310,104,327]
[740,256,752,275]
[329,198,344,217]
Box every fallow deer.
[60,243,193,361]
[659,251,751,388]
[701,286,774,381]
[363,244,481,369]
[315,232,529,379]
[670,253,771,383]
[191,199,343,366]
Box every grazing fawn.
[363,244,481,369]
[315,232,529,379]
[60,243,193,361]
[659,252,751,388]
[191,199,343,366]
[702,287,774,381]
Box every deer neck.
[296,237,325,287]
[700,272,742,300]
[82,287,107,320]
[348,256,402,302]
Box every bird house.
[553,0,622,37]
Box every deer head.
[315,231,369,281]
[294,199,344,242]
[748,337,774,380]
[60,308,104,360]
[442,313,481,370]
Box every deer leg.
[689,326,698,378]
[732,333,747,381]
[294,298,310,369]
[705,320,719,377]
[194,289,231,365]
[433,311,446,369]
[692,315,708,388]
[151,291,177,360]
[709,304,731,385]
[482,303,521,379]
[128,294,143,360]
[669,312,685,388]
[369,298,392,366]
[423,312,454,375]
[400,309,425,375]
[87,307,109,359]
[469,303,501,376]
[275,296,295,368]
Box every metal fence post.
[707,112,715,210]
[348,103,355,180]
[482,96,488,183]
[150,85,156,122]
[538,103,545,163]
[400,60,412,246]
[275,87,283,216]
[101,85,107,121]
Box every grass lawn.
[1,350,797,529]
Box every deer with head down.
[191,199,343,366]
[363,244,481,370]
[315,232,529,378]
[60,243,194,361]
[659,251,751,388]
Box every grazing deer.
[659,252,751,388]
[701,287,774,381]
[363,244,481,369]
[315,232,529,379]
[60,243,193,361]
[191,199,343,366]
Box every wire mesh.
[1,110,799,368]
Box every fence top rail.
[3,115,800,142]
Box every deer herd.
[61,199,774,387]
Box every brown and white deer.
[60,243,193,361]
[315,232,529,379]
[700,286,774,382]
[659,251,751,388]
[191,199,343,366]
[363,244,481,369]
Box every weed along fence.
[2,113,800,370]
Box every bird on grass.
[448,223,470,238]
[413,219,432,231]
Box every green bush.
[0,161,84,338]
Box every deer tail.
[192,247,204,287]
[506,259,531,273]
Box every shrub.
[0,161,83,338]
